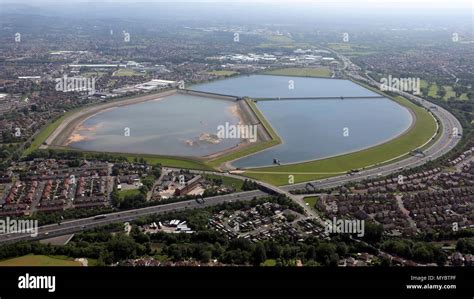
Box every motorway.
[0,190,266,245]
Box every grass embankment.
[23,109,78,156]
[243,94,438,186]
[47,148,212,170]
[207,99,282,169]
[121,154,210,170]
[27,133,210,169]
[0,255,82,266]
[205,70,239,76]
[264,67,332,78]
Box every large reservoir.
[191,75,413,168]
[68,94,243,157]
[68,75,413,167]
[232,98,412,168]
[190,75,378,98]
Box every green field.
[442,85,456,101]
[428,84,439,98]
[113,69,145,77]
[265,35,294,43]
[262,259,277,266]
[326,43,378,56]
[264,67,332,78]
[424,82,466,101]
[303,196,319,209]
[256,35,297,48]
[118,188,141,199]
[203,174,245,191]
[242,93,438,186]
[460,93,469,101]
[0,255,82,266]
[420,80,429,89]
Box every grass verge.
[264,67,332,78]
[0,255,82,266]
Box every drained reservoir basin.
[68,94,243,157]
[66,75,413,168]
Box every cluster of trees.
[14,206,116,226]
[0,224,148,266]
[142,175,157,189]
[1,131,23,144]
[456,238,474,254]
[120,191,147,209]
[164,236,293,265]
[0,224,364,267]
[362,222,384,244]
[158,233,369,266]
[241,179,258,191]
[111,187,147,210]
[127,196,364,265]
[417,228,474,243]
[381,239,447,265]
[0,144,20,170]
[290,188,326,195]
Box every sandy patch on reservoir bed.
[228,104,243,124]
[66,123,104,145]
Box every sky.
[1,0,472,10]
[1,0,472,22]
[0,0,472,6]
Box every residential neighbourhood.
[0,1,473,290]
